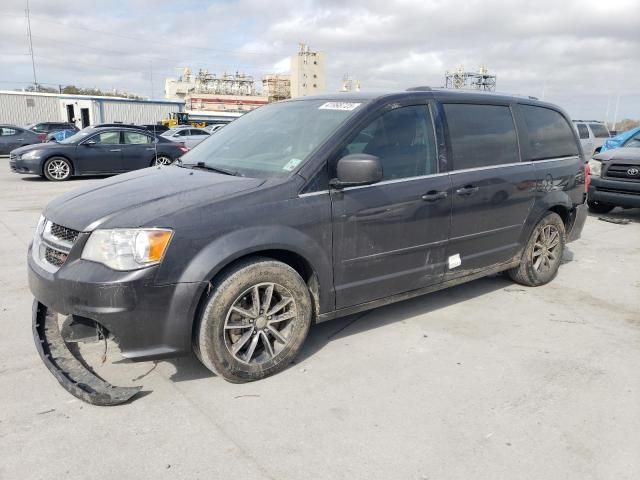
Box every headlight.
[588,158,602,177]
[21,150,42,160]
[81,228,173,271]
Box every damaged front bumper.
[32,300,141,406]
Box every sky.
[1,0,638,122]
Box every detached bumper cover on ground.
[32,300,141,406]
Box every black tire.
[195,258,312,383]
[508,212,566,287]
[43,156,72,181]
[587,200,614,214]
[151,155,173,166]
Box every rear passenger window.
[444,104,519,169]
[342,105,437,180]
[520,105,579,160]
[124,132,152,144]
[576,124,589,139]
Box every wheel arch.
[189,247,324,348]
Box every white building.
[290,44,326,98]
[0,90,184,128]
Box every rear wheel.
[587,200,614,214]
[508,212,565,287]
[43,157,72,181]
[195,259,312,382]
[152,155,173,166]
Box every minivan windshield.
[179,99,366,177]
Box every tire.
[587,200,614,214]
[43,156,72,181]
[195,258,312,383]
[508,212,566,287]
[152,155,173,166]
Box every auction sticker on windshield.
[318,102,361,111]
[282,158,303,171]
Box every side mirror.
[329,154,383,189]
[84,140,97,146]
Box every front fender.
[174,225,334,314]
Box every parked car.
[204,124,225,134]
[27,122,78,135]
[28,90,588,405]
[572,120,610,156]
[587,147,640,213]
[600,126,640,153]
[140,124,170,134]
[0,124,42,154]
[91,123,145,130]
[10,126,188,181]
[162,126,210,149]
[46,129,77,143]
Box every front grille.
[36,221,80,271]
[606,163,640,181]
[50,223,79,244]
[44,246,68,267]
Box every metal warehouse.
[0,90,184,128]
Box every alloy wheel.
[154,156,173,166]
[47,159,70,180]
[223,282,297,365]
[532,224,560,272]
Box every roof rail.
[406,86,432,92]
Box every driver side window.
[339,105,437,180]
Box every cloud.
[0,0,638,120]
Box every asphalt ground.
[1,162,639,480]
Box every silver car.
[161,126,210,149]
[1,124,42,154]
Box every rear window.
[520,106,579,160]
[443,104,519,169]
[588,123,609,138]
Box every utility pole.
[25,0,38,90]
[612,93,621,132]
[149,60,154,99]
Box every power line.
[25,14,278,58]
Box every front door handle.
[455,185,479,196]
[421,190,448,202]
[109,149,122,152]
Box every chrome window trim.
[298,156,579,197]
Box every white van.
[572,120,610,157]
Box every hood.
[594,147,640,163]
[12,142,71,155]
[44,166,265,231]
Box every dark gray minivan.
[29,89,588,404]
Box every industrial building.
[163,43,327,113]
[0,90,184,128]
[290,43,326,98]
[444,65,496,91]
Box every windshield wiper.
[187,161,238,176]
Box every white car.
[572,120,610,157]
[204,124,225,134]
[161,127,210,149]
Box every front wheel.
[43,157,72,181]
[587,200,614,214]
[508,212,566,286]
[195,259,312,383]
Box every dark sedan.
[1,124,43,154]
[9,127,188,181]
